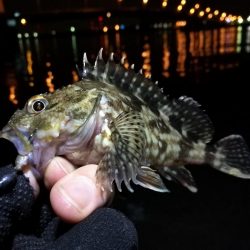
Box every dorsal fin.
[80,48,169,109]
[161,96,214,143]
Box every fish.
[1,48,250,193]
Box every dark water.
[1,23,250,249]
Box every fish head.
[0,83,100,168]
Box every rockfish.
[1,49,250,193]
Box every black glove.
[0,164,138,250]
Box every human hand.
[24,157,113,223]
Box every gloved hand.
[0,164,138,250]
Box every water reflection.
[141,41,151,78]
[2,24,250,106]
[45,61,55,93]
[246,26,250,53]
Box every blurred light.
[135,24,140,30]
[177,5,183,11]
[208,13,213,19]
[219,16,225,21]
[24,33,29,38]
[7,19,16,27]
[106,12,111,18]
[117,0,123,2]
[221,12,227,18]
[199,11,205,17]
[9,86,18,105]
[14,12,20,18]
[205,7,211,13]
[33,32,38,38]
[214,10,219,15]
[114,24,120,31]
[175,21,187,27]
[70,26,75,32]
[72,70,79,82]
[17,33,22,39]
[20,18,27,25]
[103,26,108,32]
[98,16,103,22]
[247,16,250,22]
[189,8,195,14]
[181,0,186,5]
[238,16,244,24]
[194,4,200,9]
[120,24,125,30]
[142,0,149,4]
[51,30,56,35]
[46,71,55,93]
[162,1,167,8]
[163,23,168,29]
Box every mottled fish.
[1,48,250,193]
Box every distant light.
[117,0,123,2]
[177,5,183,11]
[163,23,168,29]
[20,18,27,25]
[114,24,120,31]
[142,0,148,5]
[219,16,225,22]
[194,4,200,9]
[175,20,187,27]
[189,8,195,15]
[70,26,75,32]
[17,33,22,39]
[247,16,250,22]
[14,12,20,18]
[162,1,167,8]
[103,26,108,33]
[106,12,111,18]
[221,12,227,18]
[238,16,244,24]
[33,32,38,38]
[135,24,140,30]
[199,11,205,17]
[214,10,219,16]
[98,16,103,22]
[205,7,211,13]
[51,30,56,35]
[181,0,186,5]
[7,19,16,27]
[208,13,213,19]
[225,17,231,23]
[120,24,125,30]
[24,33,29,38]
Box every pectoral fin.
[96,111,146,192]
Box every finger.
[44,157,75,189]
[50,164,113,223]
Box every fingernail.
[58,176,94,212]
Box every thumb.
[50,165,112,223]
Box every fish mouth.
[0,124,32,156]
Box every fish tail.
[207,135,250,178]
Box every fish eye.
[27,95,48,114]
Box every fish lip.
[0,124,32,156]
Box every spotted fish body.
[1,48,250,193]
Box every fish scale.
[1,48,250,193]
